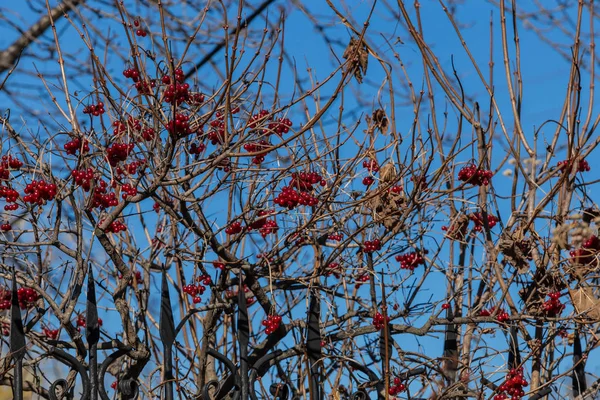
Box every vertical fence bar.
[573,328,586,397]
[87,264,100,400]
[306,294,322,400]
[10,270,25,400]
[159,271,176,400]
[238,272,249,400]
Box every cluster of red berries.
[470,213,499,232]
[274,186,319,209]
[123,67,141,82]
[388,377,407,396]
[76,314,103,330]
[243,140,270,164]
[83,102,105,116]
[248,210,278,238]
[163,82,190,104]
[267,117,292,136]
[249,110,270,129]
[328,233,343,241]
[325,262,341,278]
[542,292,565,317]
[141,127,155,141]
[354,273,370,288]
[207,120,226,145]
[133,19,147,37]
[570,235,600,266]
[89,179,118,209]
[480,307,509,323]
[373,311,390,330]
[363,159,380,173]
[189,142,207,157]
[103,219,127,233]
[71,168,95,191]
[225,221,243,235]
[106,143,134,166]
[395,251,426,271]
[558,159,591,173]
[166,112,192,136]
[262,314,282,334]
[64,138,90,155]
[189,93,205,105]
[0,186,19,208]
[1,222,11,231]
[290,172,325,190]
[120,183,138,200]
[183,282,207,304]
[161,68,185,85]
[117,159,146,177]
[42,326,59,340]
[458,164,493,186]
[362,176,375,186]
[494,367,528,400]
[0,155,23,179]
[23,180,57,204]
[212,260,226,270]
[0,286,40,310]
[362,239,382,253]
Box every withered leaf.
[342,37,368,84]
[372,109,388,135]
[569,286,600,320]
[379,163,396,183]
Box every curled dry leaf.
[379,163,396,183]
[342,37,368,84]
[569,286,600,320]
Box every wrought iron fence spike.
[10,269,25,400]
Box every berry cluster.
[243,140,270,164]
[362,176,375,186]
[325,262,341,278]
[183,282,207,304]
[558,159,591,173]
[102,219,127,233]
[494,367,528,400]
[106,143,134,166]
[542,292,565,317]
[470,212,499,232]
[1,222,11,231]
[135,25,147,37]
[458,164,493,186]
[212,260,226,270]
[166,112,192,136]
[89,179,118,209]
[71,168,95,191]
[42,326,59,340]
[362,239,381,253]
[64,138,90,155]
[388,377,407,396]
[118,159,146,176]
[354,273,370,289]
[0,155,23,180]
[207,119,225,145]
[120,183,138,200]
[570,235,600,266]
[267,117,292,136]
[395,251,426,271]
[0,186,19,209]
[262,314,282,335]
[123,67,140,82]
[163,82,190,105]
[225,221,243,235]
[249,110,270,129]
[389,185,403,194]
[274,186,319,209]
[23,180,57,204]
[248,210,278,238]
[372,311,390,330]
[76,314,103,330]
[224,284,256,305]
[289,172,325,192]
[83,102,105,116]
[480,307,509,323]
[189,142,207,157]
[0,286,40,310]
[141,127,155,141]
[161,68,185,85]
[363,159,380,173]
[328,233,343,241]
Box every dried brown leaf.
[379,163,397,183]
[569,286,600,320]
[342,37,368,84]
[372,109,388,135]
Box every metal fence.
[6,266,571,399]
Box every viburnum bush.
[1,1,600,399]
